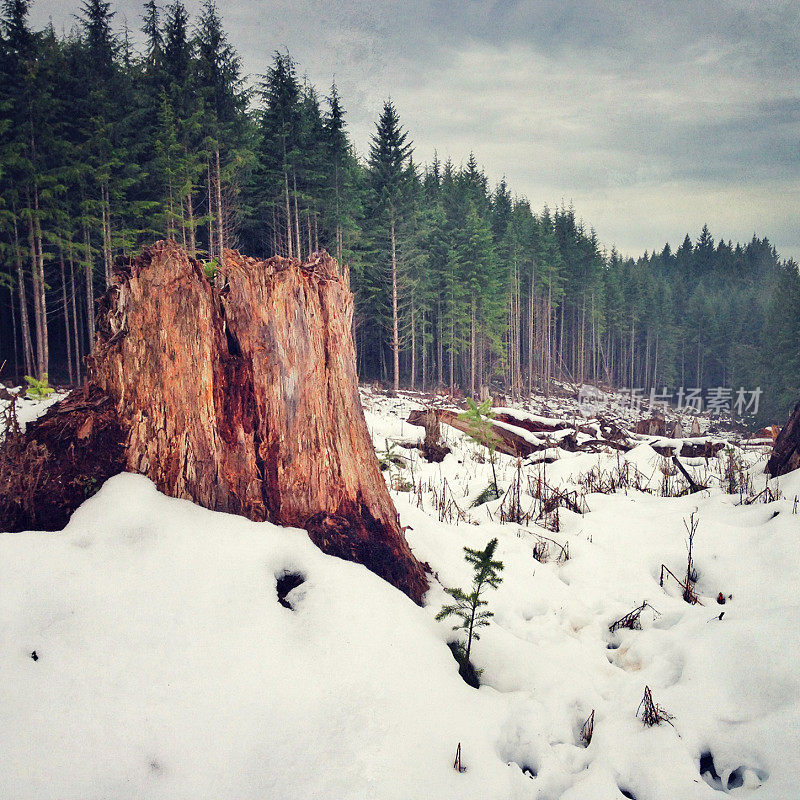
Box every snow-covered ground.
[2,388,799,799]
[0,390,65,434]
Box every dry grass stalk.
[637,686,674,727]
[609,601,660,632]
[453,742,466,772]
[532,539,550,563]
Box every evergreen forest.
[1,0,798,423]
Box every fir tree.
[366,100,413,390]
[436,538,504,683]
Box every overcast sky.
[32,0,800,261]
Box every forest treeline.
[1,0,798,423]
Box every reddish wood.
[634,417,667,436]
[5,242,428,602]
[493,411,569,434]
[0,387,126,532]
[408,408,541,457]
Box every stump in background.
[4,241,428,604]
[766,400,800,478]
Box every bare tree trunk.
[527,277,534,395]
[186,189,196,258]
[60,249,75,385]
[437,302,443,388]
[421,308,427,392]
[284,171,292,259]
[28,196,47,379]
[13,214,34,377]
[410,302,416,390]
[84,226,96,347]
[101,183,113,288]
[292,170,301,262]
[470,297,476,397]
[391,218,399,392]
[215,149,225,269]
[207,162,214,259]
[69,243,81,382]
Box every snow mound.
[1,474,528,800]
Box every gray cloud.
[30,0,800,260]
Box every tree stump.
[766,399,800,478]
[2,241,428,603]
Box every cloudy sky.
[32,0,800,261]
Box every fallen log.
[2,241,428,603]
[766,399,800,478]
[408,408,544,458]
[671,455,706,493]
[493,411,569,435]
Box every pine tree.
[247,51,301,258]
[194,0,250,259]
[436,537,504,681]
[366,100,413,391]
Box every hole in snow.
[619,788,637,799]
[700,751,722,787]
[447,641,480,688]
[727,767,745,789]
[700,751,768,792]
[276,572,305,609]
[508,761,537,779]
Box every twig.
[580,709,594,746]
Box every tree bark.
[4,241,428,603]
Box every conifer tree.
[366,100,413,391]
[436,537,504,678]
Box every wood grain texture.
[7,241,429,602]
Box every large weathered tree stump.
[766,399,800,478]
[2,241,428,603]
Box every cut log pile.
[1,241,428,603]
[408,406,727,461]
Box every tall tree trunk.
[69,243,81,382]
[437,301,443,388]
[207,162,214,259]
[283,170,292,259]
[527,277,534,395]
[60,249,75,385]
[84,225,96,347]
[292,170,301,262]
[421,308,427,392]
[410,302,416,390]
[215,149,225,269]
[390,217,399,392]
[470,297,476,397]
[28,196,47,379]
[186,189,196,258]
[101,183,113,288]
[8,282,20,382]
[13,214,34,377]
